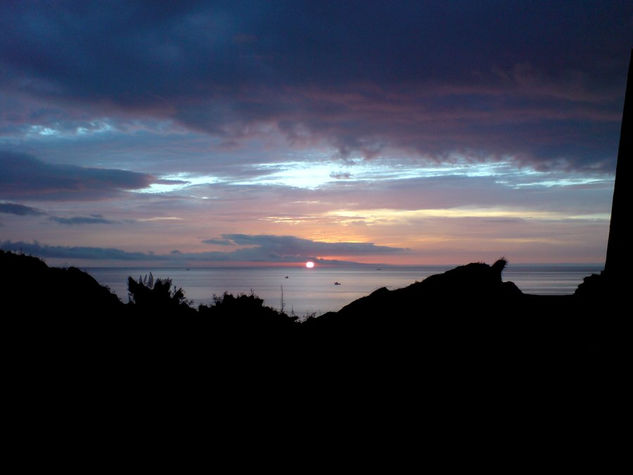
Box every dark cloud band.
[1,2,629,170]
[204,234,408,257]
[0,151,156,200]
[0,202,45,216]
[49,215,117,226]
[2,234,407,263]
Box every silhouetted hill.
[1,249,122,317]
[298,259,623,377]
[312,259,520,325]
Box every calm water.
[84,264,602,317]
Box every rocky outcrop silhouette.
[298,259,620,371]
[312,259,520,325]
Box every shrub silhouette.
[199,291,298,333]
[127,274,194,315]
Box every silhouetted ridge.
[1,249,122,316]
[309,259,520,327]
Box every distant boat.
[285,276,289,279]
[334,282,341,286]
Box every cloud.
[329,171,351,180]
[2,234,407,263]
[203,237,235,246]
[0,202,45,216]
[0,201,122,226]
[49,215,117,225]
[3,2,629,95]
[0,151,157,200]
[205,234,408,258]
[0,241,155,261]
[0,2,629,170]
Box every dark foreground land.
[1,250,627,464]
[1,250,624,362]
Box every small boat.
[285,276,289,279]
[334,282,341,286]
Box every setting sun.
[305,261,315,269]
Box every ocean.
[83,263,602,317]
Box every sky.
[1,0,632,267]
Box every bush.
[127,274,193,315]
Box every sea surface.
[84,263,602,317]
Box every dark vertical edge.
[604,49,633,286]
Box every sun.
[305,261,315,269]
